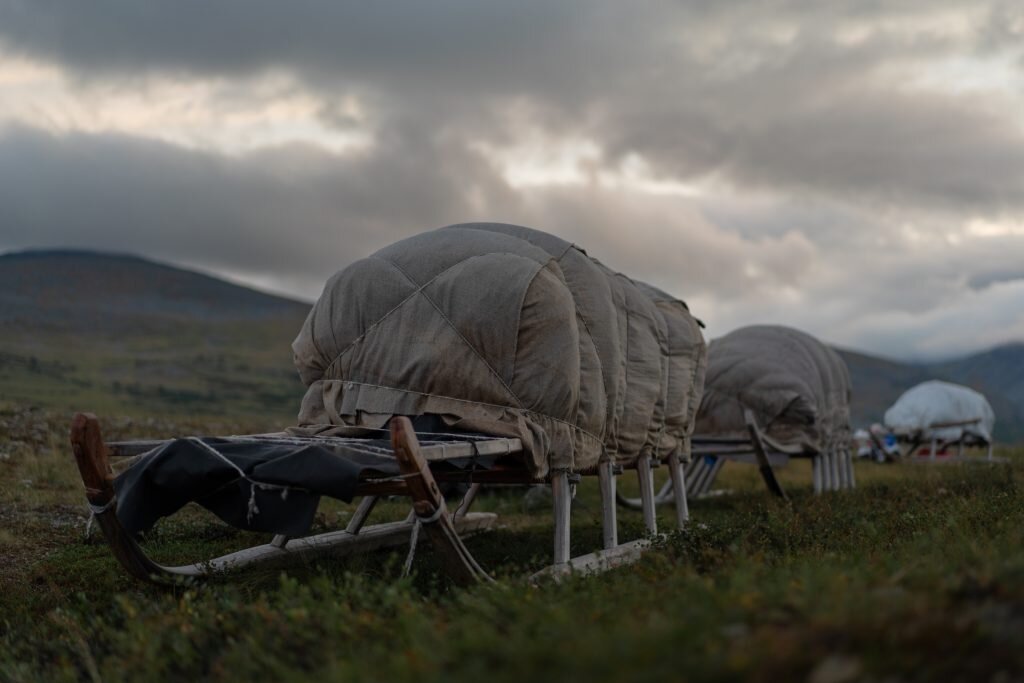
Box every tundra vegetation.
[1,403,1022,682]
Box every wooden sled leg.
[552,470,572,564]
[636,453,658,535]
[668,451,689,526]
[390,417,492,585]
[346,495,380,533]
[700,456,726,496]
[812,454,824,495]
[830,450,841,491]
[531,466,649,584]
[684,458,704,497]
[453,483,482,521]
[687,457,710,497]
[598,459,618,549]
[744,410,788,500]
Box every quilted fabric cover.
[291,223,707,476]
[695,325,851,452]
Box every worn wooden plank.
[636,453,657,534]
[718,452,791,467]
[551,471,572,564]
[529,539,650,583]
[168,512,499,576]
[598,460,618,550]
[705,457,727,495]
[107,434,524,463]
[667,451,689,527]
[685,458,707,497]
[345,496,379,534]
[744,410,788,500]
[453,483,482,521]
[691,457,717,496]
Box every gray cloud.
[968,269,1024,291]
[2,122,1023,361]
[2,0,1022,214]
[1,0,1023,359]
[0,125,519,297]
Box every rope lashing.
[187,437,301,524]
[401,502,448,576]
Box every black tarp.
[113,435,493,535]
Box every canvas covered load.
[695,325,852,451]
[292,222,708,477]
[884,380,995,442]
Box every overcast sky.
[1,1,1022,360]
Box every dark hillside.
[0,250,311,423]
[0,250,309,334]
[836,344,1024,443]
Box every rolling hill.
[1,249,1022,441]
[838,343,1024,443]
[0,250,311,424]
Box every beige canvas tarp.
[291,222,707,477]
[695,325,851,452]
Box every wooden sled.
[893,418,1003,464]
[619,410,856,511]
[70,413,680,586]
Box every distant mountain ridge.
[1,249,1021,440]
[0,249,311,422]
[838,343,1024,442]
[0,249,309,331]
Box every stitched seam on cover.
[508,260,550,394]
[685,324,705,434]
[547,250,610,435]
[322,255,494,379]
[326,254,526,408]
[409,276,525,409]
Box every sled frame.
[621,410,856,510]
[70,413,661,586]
[892,418,1000,463]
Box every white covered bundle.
[884,380,995,442]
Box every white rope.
[401,502,448,577]
[416,504,445,524]
[402,519,421,576]
[181,437,443,527]
[84,496,117,538]
[88,497,117,515]
[187,437,299,523]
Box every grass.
[2,404,1023,682]
[0,317,306,425]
